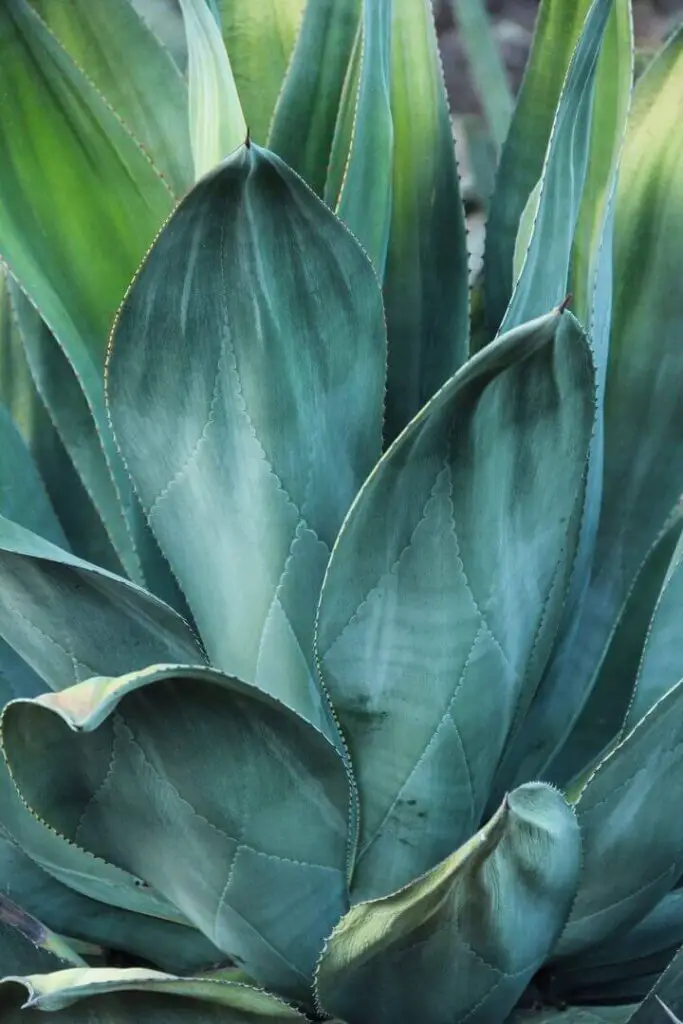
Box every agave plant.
[1,0,683,1021]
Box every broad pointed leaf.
[179,0,246,180]
[315,784,581,1024]
[1,665,352,1001]
[26,0,192,194]
[325,0,393,275]
[382,0,469,443]
[316,308,595,899]
[107,143,386,733]
[219,0,305,146]
[268,0,360,197]
[0,967,306,1021]
[558,679,683,957]
[0,516,202,691]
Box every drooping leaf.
[558,679,683,957]
[0,516,202,691]
[1,665,352,1001]
[0,404,66,549]
[107,143,386,734]
[325,0,393,275]
[25,0,193,194]
[0,967,307,1021]
[381,0,469,443]
[179,0,246,180]
[315,784,581,1024]
[268,0,360,197]
[219,0,305,146]
[0,0,175,583]
[316,308,595,899]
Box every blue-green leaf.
[315,784,581,1024]
[316,308,595,899]
[107,143,386,734]
[0,404,65,549]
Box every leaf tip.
[558,293,573,314]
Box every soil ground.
[436,0,683,114]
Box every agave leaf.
[0,516,202,691]
[522,24,683,779]
[0,896,82,976]
[629,947,683,1024]
[219,0,305,146]
[0,0,175,584]
[0,274,122,574]
[325,0,393,275]
[484,0,620,333]
[381,0,469,444]
[316,307,595,899]
[130,0,188,71]
[548,504,683,787]
[315,783,581,1024]
[179,0,246,180]
[0,405,66,550]
[268,0,360,197]
[107,143,386,734]
[558,679,683,957]
[0,835,224,975]
[25,0,193,194]
[624,529,683,729]
[500,0,616,333]
[1,665,352,1001]
[0,968,307,1021]
[510,1010,634,1024]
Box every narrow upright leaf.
[382,0,469,443]
[268,0,360,197]
[450,0,514,150]
[179,0,246,179]
[0,405,66,549]
[219,0,306,146]
[107,144,386,733]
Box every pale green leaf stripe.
[316,784,581,1024]
[268,0,360,197]
[26,0,193,195]
[0,967,307,1020]
[179,0,246,180]
[382,0,469,444]
[220,0,306,147]
[107,143,386,736]
[316,308,595,900]
[2,665,351,1000]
